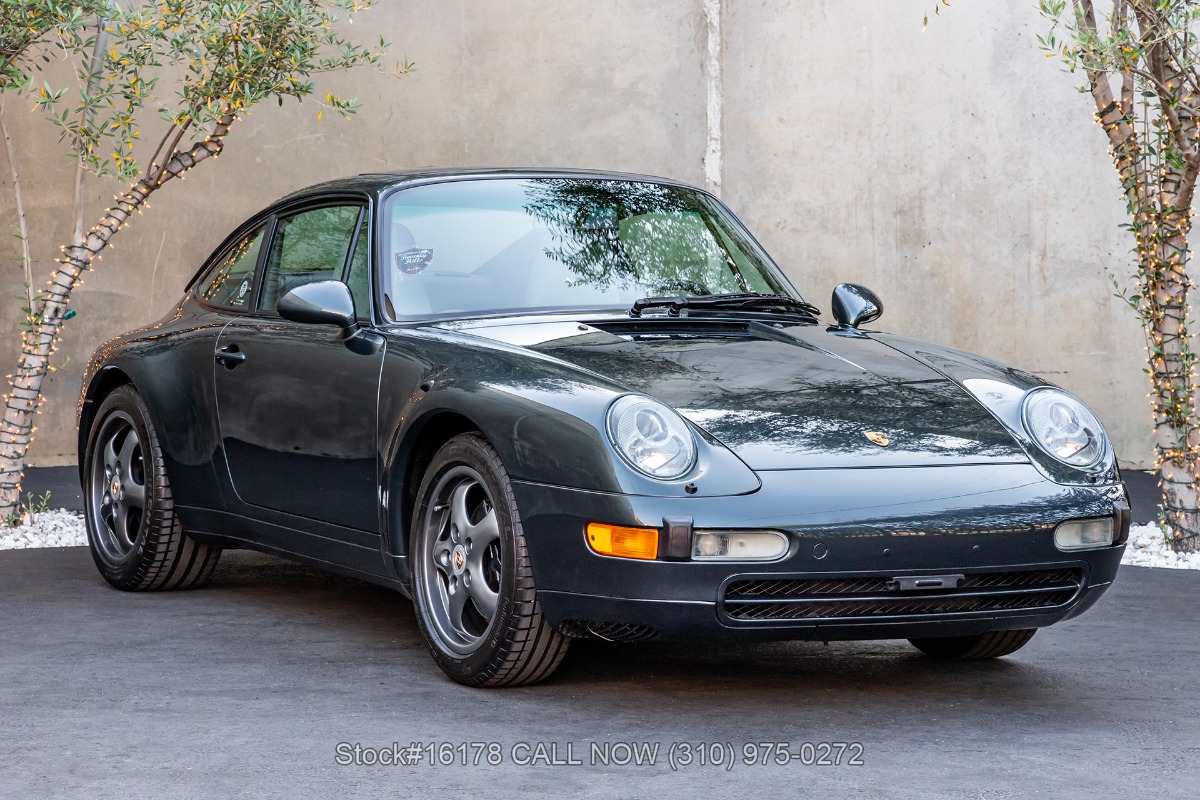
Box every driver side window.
[258,204,362,313]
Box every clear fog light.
[1054,518,1114,551]
[691,530,788,561]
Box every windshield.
[378,178,801,320]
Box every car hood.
[450,316,1029,470]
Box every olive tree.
[1040,0,1200,552]
[0,0,403,517]
[1,3,108,393]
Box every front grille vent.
[722,568,1083,622]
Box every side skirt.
[178,505,408,594]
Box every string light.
[0,111,236,498]
[1084,40,1200,549]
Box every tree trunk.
[1142,202,1200,552]
[1068,0,1200,551]
[0,113,233,517]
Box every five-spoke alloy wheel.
[89,410,147,562]
[83,385,220,591]
[420,467,504,654]
[411,432,568,686]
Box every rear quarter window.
[197,226,266,310]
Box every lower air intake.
[721,568,1084,622]
[558,620,661,642]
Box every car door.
[213,200,384,534]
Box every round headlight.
[606,395,697,480]
[1021,388,1108,468]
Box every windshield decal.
[395,247,434,275]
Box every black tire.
[410,432,569,687]
[908,628,1037,660]
[83,385,220,591]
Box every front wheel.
[410,433,569,687]
[83,385,220,591]
[908,629,1036,660]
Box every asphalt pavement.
[21,466,84,514]
[0,544,1196,799]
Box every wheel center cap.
[452,545,467,574]
[110,477,123,500]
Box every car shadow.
[199,549,1112,725]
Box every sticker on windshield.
[395,247,434,275]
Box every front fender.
[377,328,761,499]
[874,333,1120,485]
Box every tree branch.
[149,116,193,185]
[1114,0,1136,116]
[1130,3,1198,165]
[0,24,55,86]
[1074,0,1150,204]
[1159,33,1200,102]
[0,96,34,314]
[70,17,110,259]
[144,122,180,179]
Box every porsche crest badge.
[864,431,890,447]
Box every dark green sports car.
[78,169,1129,686]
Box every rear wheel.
[908,629,1036,660]
[83,385,220,591]
[410,432,569,687]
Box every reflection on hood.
[466,318,1028,471]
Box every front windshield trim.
[381,304,631,327]
[379,302,822,329]
[375,176,808,323]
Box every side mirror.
[277,280,358,333]
[830,283,883,330]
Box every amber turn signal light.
[585,523,659,560]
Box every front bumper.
[512,464,1127,643]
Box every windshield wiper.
[629,292,820,319]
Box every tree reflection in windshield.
[379,178,801,319]
[521,178,782,298]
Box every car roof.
[274,167,703,204]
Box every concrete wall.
[0,0,1151,468]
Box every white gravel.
[0,509,87,550]
[1,513,1198,570]
[1122,522,1200,570]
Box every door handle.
[215,344,246,368]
